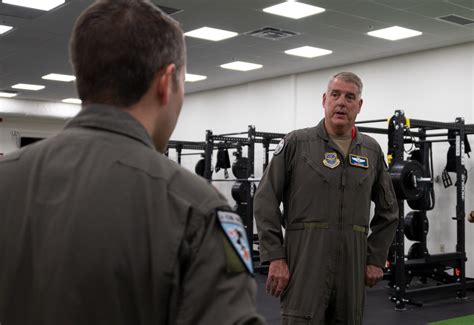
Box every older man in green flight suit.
[254,72,399,324]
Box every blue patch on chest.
[349,154,369,169]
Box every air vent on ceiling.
[437,14,474,25]
[246,27,300,41]
[155,4,183,16]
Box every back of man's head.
[70,0,185,108]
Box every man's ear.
[322,92,327,108]
[357,98,363,113]
[156,64,176,106]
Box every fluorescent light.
[42,73,76,82]
[62,98,82,104]
[285,46,332,58]
[220,61,262,71]
[184,27,238,41]
[0,91,17,98]
[0,25,13,35]
[12,83,45,91]
[185,73,207,82]
[2,0,65,11]
[263,2,325,19]
[367,26,422,41]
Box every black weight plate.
[407,242,425,259]
[232,157,249,179]
[404,211,428,241]
[389,160,425,200]
[195,159,205,177]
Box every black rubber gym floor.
[255,273,474,324]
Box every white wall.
[1,42,473,276]
[0,116,66,155]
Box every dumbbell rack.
[384,110,474,310]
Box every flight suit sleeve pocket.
[281,309,312,324]
[377,171,396,210]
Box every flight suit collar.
[315,118,363,145]
[65,104,155,149]
[315,118,363,158]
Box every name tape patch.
[349,154,369,169]
[217,210,253,274]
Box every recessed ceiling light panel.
[220,61,262,71]
[62,98,82,104]
[0,91,18,98]
[263,2,325,19]
[0,25,13,35]
[12,83,45,91]
[2,0,65,11]
[184,27,238,41]
[185,73,207,82]
[42,73,76,82]
[367,26,422,41]
[285,46,332,58]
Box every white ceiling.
[0,0,473,103]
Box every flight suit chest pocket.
[289,152,330,223]
[302,153,329,183]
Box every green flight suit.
[0,104,265,325]
[254,119,398,325]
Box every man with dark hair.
[254,72,398,324]
[0,1,265,324]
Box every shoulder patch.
[216,210,254,274]
[273,139,285,156]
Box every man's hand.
[365,264,383,288]
[266,259,289,298]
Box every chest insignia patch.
[349,154,369,169]
[217,210,254,274]
[323,152,340,169]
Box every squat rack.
[166,140,206,164]
[202,126,285,268]
[383,110,474,310]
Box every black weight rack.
[202,126,285,271]
[384,110,474,310]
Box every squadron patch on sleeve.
[273,139,286,156]
[217,210,254,274]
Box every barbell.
[389,160,432,200]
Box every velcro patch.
[349,154,369,169]
[217,210,253,274]
[323,152,340,169]
[273,139,285,156]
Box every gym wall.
[0,42,472,275]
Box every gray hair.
[328,72,363,96]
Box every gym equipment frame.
[202,126,285,269]
[166,140,206,164]
[383,110,474,310]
